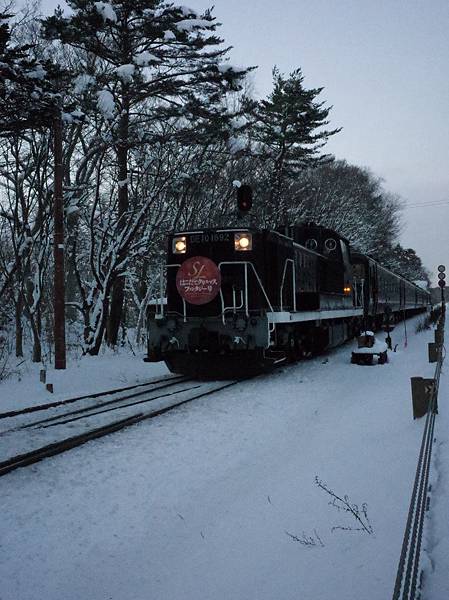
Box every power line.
[405,200,449,209]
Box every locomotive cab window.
[305,238,318,251]
[324,238,337,252]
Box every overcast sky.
[40,0,449,277]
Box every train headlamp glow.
[173,236,187,254]
[343,286,352,294]
[234,232,252,251]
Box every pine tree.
[43,0,252,346]
[251,67,340,223]
[0,11,62,134]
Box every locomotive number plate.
[190,233,230,243]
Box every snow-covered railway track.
[0,379,243,478]
[0,374,187,420]
[17,376,196,430]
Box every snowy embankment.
[422,351,449,599]
[0,316,447,600]
[0,350,168,413]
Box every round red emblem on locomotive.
[176,256,222,305]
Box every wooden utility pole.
[53,110,66,369]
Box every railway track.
[9,375,195,431]
[0,377,245,478]
[0,373,187,420]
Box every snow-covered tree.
[0,10,62,133]
[0,130,53,360]
[386,244,429,283]
[285,160,402,255]
[250,67,340,223]
[43,0,252,346]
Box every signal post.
[438,264,446,315]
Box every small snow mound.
[355,340,388,354]
[176,18,210,32]
[218,63,245,74]
[115,64,135,82]
[230,116,247,130]
[97,89,115,119]
[228,136,246,154]
[178,5,199,17]
[26,64,46,79]
[73,74,95,94]
[94,2,117,23]
[134,51,158,66]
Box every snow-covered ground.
[0,350,168,414]
[0,316,447,600]
[422,355,449,599]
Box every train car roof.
[351,252,430,292]
[171,227,252,236]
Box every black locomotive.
[146,222,430,377]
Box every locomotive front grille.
[188,328,219,351]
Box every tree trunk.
[15,296,23,358]
[31,307,42,363]
[66,220,80,322]
[107,106,129,347]
[88,295,109,356]
[107,276,125,346]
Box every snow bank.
[0,351,168,413]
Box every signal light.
[237,184,253,213]
[437,265,446,289]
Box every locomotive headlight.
[173,236,187,254]
[234,232,252,251]
[343,285,352,294]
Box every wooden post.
[53,110,66,369]
[435,329,444,345]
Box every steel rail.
[16,377,193,430]
[392,318,445,600]
[0,379,243,478]
[37,383,204,429]
[0,374,187,420]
